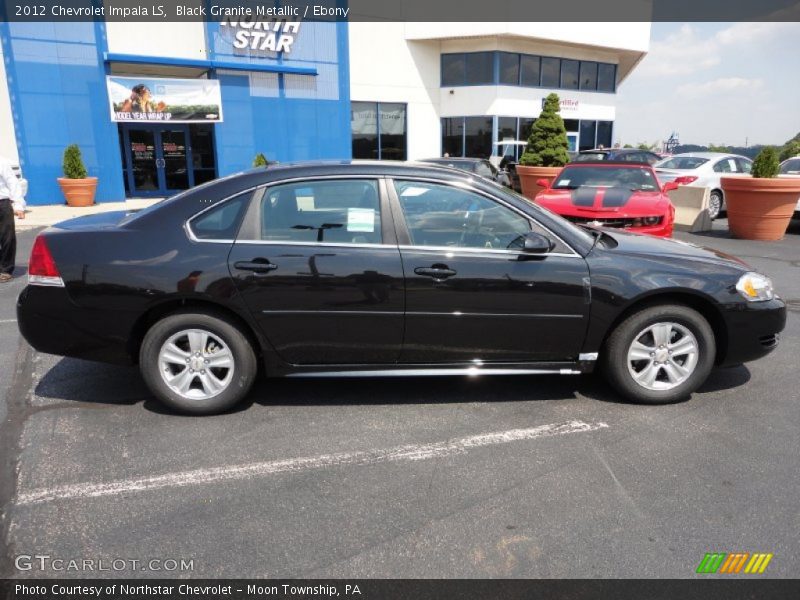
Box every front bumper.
[718,297,786,367]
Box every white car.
[654,152,753,220]
[12,163,29,197]
[778,156,800,216]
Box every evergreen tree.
[751,146,779,178]
[519,93,570,167]
[62,144,88,179]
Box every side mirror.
[536,178,551,189]
[662,181,679,193]
[522,232,554,255]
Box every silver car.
[654,152,753,220]
[778,156,800,216]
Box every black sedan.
[573,148,663,165]
[419,157,512,188]
[18,162,785,414]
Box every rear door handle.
[414,265,457,280]
[234,259,278,274]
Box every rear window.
[780,159,800,174]
[657,157,709,170]
[574,153,607,162]
[552,166,659,191]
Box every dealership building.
[0,20,649,205]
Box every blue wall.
[1,22,127,205]
[208,20,352,174]
[1,20,351,205]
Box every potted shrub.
[517,93,570,201]
[252,153,269,168]
[57,144,97,207]
[722,146,800,241]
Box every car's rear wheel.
[708,190,723,220]
[140,310,257,415]
[601,304,715,404]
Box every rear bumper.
[17,285,134,365]
[718,297,786,367]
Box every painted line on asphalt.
[16,419,608,506]
[0,319,17,324]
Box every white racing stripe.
[17,420,608,506]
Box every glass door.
[127,129,160,193]
[122,126,194,197]
[160,129,190,192]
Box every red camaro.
[534,162,677,237]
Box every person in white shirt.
[0,155,26,282]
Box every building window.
[442,117,464,157]
[597,63,616,92]
[596,121,613,148]
[466,52,494,85]
[520,55,541,87]
[579,61,598,91]
[579,120,597,151]
[464,116,493,158]
[441,52,617,94]
[351,102,407,160]
[497,117,517,143]
[540,57,561,88]
[442,54,466,87]
[499,52,520,85]
[560,60,579,90]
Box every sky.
[614,22,800,148]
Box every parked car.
[573,148,663,165]
[17,162,785,414]
[654,152,753,220]
[534,162,677,237]
[12,162,29,197]
[778,156,800,216]
[490,141,529,192]
[419,157,511,188]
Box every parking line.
[16,419,608,506]
[0,319,17,324]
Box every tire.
[139,310,258,415]
[708,190,723,220]
[601,304,715,404]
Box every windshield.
[656,156,709,170]
[552,166,660,192]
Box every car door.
[227,178,405,365]
[389,178,590,363]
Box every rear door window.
[252,179,382,245]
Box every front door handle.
[234,259,278,274]
[414,264,457,280]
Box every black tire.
[708,190,723,220]
[601,304,715,404]
[139,310,258,415]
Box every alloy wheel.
[158,329,235,400]
[626,322,699,391]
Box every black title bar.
[1,0,800,22]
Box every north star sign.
[221,19,301,53]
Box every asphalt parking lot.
[1,220,799,579]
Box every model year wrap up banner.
[107,77,223,123]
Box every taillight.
[29,236,64,287]
[674,176,698,185]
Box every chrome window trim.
[388,176,582,257]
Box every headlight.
[736,272,774,302]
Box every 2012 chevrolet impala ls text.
[17,162,786,414]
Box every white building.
[349,22,650,161]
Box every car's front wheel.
[602,304,715,404]
[139,310,257,415]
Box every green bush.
[252,153,269,168]
[62,144,88,179]
[778,140,800,162]
[751,147,780,178]
[519,93,569,167]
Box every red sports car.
[534,162,677,237]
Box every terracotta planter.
[721,176,800,241]
[58,177,98,207]
[517,165,561,202]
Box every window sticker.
[347,208,376,232]
[399,186,429,197]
